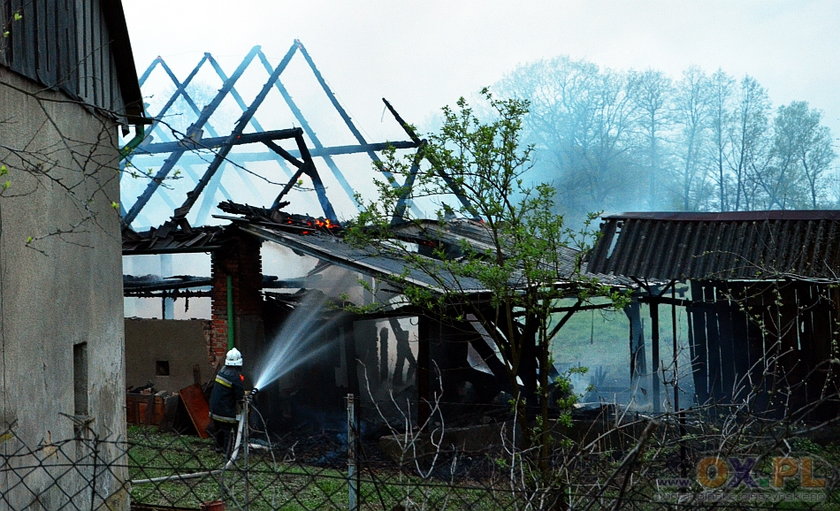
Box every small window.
[155,360,170,376]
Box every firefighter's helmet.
[225,347,243,367]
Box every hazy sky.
[124,0,840,140]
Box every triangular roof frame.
[121,40,423,230]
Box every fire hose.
[130,389,258,485]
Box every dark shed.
[587,211,840,419]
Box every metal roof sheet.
[239,222,493,294]
[235,216,626,293]
[588,211,840,280]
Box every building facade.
[0,1,143,508]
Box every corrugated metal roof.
[587,211,840,280]
[231,211,627,293]
[123,202,629,292]
[239,223,494,294]
[390,218,584,279]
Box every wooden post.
[417,316,431,426]
[650,301,661,413]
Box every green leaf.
[13,11,22,21]
[2,31,9,38]
[2,180,10,190]
[0,164,7,176]
[25,236,33,244]
[111,201,120,210]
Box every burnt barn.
[123,201,620,431]
[120,43,839,437]
[587,211,840,420]
[121,43,621,432]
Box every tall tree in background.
[728,76,771,210]
[672,67,712,210]
[766,101,836,208]
[706,69,736,210]
[496,57,837,219]
[498,58,642,221]
[629,70,673,209]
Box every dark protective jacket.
[209,365,245,423]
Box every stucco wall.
[0,68,127,509]
[125,318,213,392]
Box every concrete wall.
[0,68,127,509]
[125,319,214,392]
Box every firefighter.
[208,347,246,454]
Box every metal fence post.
[346,393,359,511]
[241,395,252,510]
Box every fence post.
[346,393,359,511]
[243,397,251,510]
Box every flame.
[277,212,341,234]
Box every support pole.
[650,300,661,413]
[346,393,359,511]
[242,395,251,509]
[671,289,679,412]
[625,297,646,381]
[673,286,688,481]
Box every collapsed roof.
[121,43,626,299]
[120,41,419,232]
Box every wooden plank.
[715,285,738,400]
[688,281,709,404]
[179,384,211,438]
[704,283,722,402]
[650,301,661,412]
[727,282,751,400]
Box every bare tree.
[728,76,772,211]
[672,67,713,210]
[763,101,836,208]
[628,69,673,209]
[706,69,736,211]
[497,58,642,222]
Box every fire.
[276,212,341,234]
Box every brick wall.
[209,231,263,367]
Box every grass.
[125,409,840,509]
[126,426,514,510]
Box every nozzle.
[250,387,260,396]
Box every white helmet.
[225,347,243,367]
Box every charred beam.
[255,50,359,211]
[136,138,416,158]
[171,44,299,224]
[296,40,397,183]
[123,46,263,227]
[136,128,303,155]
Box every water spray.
[252,290,348,390]
[131,292,349,488]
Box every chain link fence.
[1,398,838,510]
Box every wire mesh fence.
[1,399,838,510]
